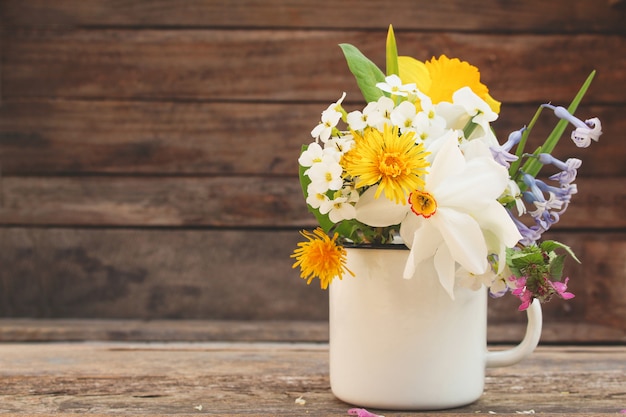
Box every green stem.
[463,120,478,139]
[508,106,544,180]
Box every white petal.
[436,157,509,209]
[474,201,522,248]
[433,208,488,274]
[354,186,409,227]
[434,102,469,130]
[460,138,492,160]
[425,132,465,191]
[434,243,456,299]
[401,218,443,279]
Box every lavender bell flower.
[541,104,602,148]
[522,174,561,230]
[508,210,545,246]
[535,179,578,215]
[491,127,524,168]
[537,153,582,186]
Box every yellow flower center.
[379,152,408,178]
[409,190,437,218]
[342,125,430,204]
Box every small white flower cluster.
[300,75,529,295]
[299,93,357,223]
[300,75,524,227]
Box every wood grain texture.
[0,176,623,228]
[1,29,624,103]
[0,0,624,338]
[0,228,326,320]
[2,0,625,33]
[0,342,623,415]
[0,176,309,227]
[0,228,624,343]
[0,319,623,344]
[0,100,621,176]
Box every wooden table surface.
[0,330,624,416]
[0,342,626,416]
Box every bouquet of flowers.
[291,26,602,310]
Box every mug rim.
[343,243,409,250]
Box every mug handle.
[486,299,543,368]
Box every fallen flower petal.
[348,408,385,417]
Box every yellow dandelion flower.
[291,228,354,289]
[398,54,501,114]
[342,124,429,204]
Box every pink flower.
[348,408,385,417]
[510,276,533,311]
[551,277,575,300]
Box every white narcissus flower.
[435,87,499,147]
[453,87,498,132]
[354,132,522,298]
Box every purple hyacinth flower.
[541,104,602,148]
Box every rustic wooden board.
[0,0,624,339]
[0,342,623,415]
[0,176,309,227]
[0,228,624,343]
[1,29,623,103]
[0,176,623,229]
[0,228,328,320]
[0,100,620,176]
[2,0,625,33]
[0,319,623,344]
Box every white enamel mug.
[329,248,542,410]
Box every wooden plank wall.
[0,0,625,342]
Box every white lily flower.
[355,133,522,298]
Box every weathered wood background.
[0,0,625,342]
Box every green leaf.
[508,247,544,269]
[385,25,399,76]
[521,70,597,180]
[540,240,581,263]
[549,254,566,280]
[297,145,334,233]
[339,43,386,103]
